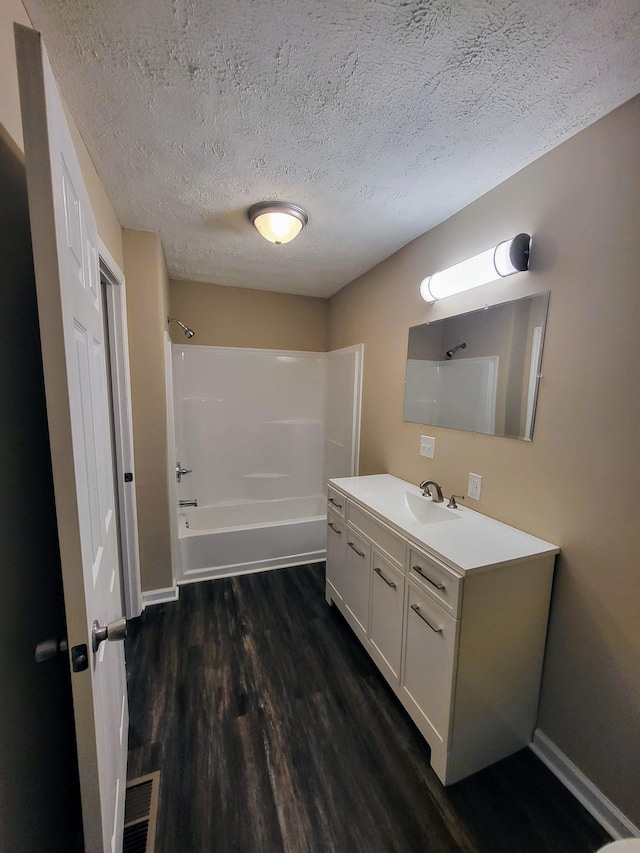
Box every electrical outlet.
[420,435,435,459]
[468,472,482,500]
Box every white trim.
[328,343,364,476]
[97,237,125,285]
[165,332,183,580]
[141,585,180,607]
[324,344,364,480]
[531,729,639,840]
[524,325,543,440]
[178,555,325,585]
[99,243,143,619]
[173,342,329,358]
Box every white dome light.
[248,202,308,245]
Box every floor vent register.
[123,771,160,853]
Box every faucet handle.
[176,462,193,483]
[447,494,465,509]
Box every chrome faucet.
[179,499,198,508]
[419,480,444,503]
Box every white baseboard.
[531,729,639,840]
[141,584,180,608]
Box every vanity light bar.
[419,233,531,303]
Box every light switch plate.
[420,435,435,458]
[468,472,482,500]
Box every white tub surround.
[171,344,362,582]
[326,474,559,786]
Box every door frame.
[99,239,142,618]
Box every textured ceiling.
[23,0,640,297]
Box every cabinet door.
[401,581,458,745]
[326,510,346,603]
[370,551,405,684]
[343,528,371,636]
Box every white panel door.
[16,25,128,853]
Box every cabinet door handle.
[327,522,342,535]
[347,541,365,558]
[412,565,445,590]
[374,567,396,589]
[328,497,343,509]
[410,604,442,633]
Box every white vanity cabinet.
[325,474,560,786]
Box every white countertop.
[329,474,559,573]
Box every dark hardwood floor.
[126,563,611,853]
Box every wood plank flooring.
[126,563,611,853]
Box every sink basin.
[371,490,462,525]
[405,491,462,523]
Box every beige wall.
[0,0,30,149]
[123,229,173,592]
[1,0,124,270]
[329,95,640,825]
[5,0,170,595]
[169,279,329,351]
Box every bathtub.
[178,495,326,581]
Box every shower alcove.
[170,344,362,582]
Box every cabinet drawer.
[401,582,458,745]
[326,509,345,541]
[327,486,346,517]
[347,502,405,567]
[408,547,462,617]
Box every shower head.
[168,317,196,339]
[446,342,467,358]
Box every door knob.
[92,617,127,653]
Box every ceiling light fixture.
[248,201,308,245]
[420,233,531,303]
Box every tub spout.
[179,499,198,508]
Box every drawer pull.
[328,497,343,509]
[410,604,442,633]
[327,522,342,535]
[374,567,396,589]
[412,565,445,590]
[347,541,365,558]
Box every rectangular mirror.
[404,292,549,440]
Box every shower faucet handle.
[176,462,193,483]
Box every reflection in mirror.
[404,292,549,440]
